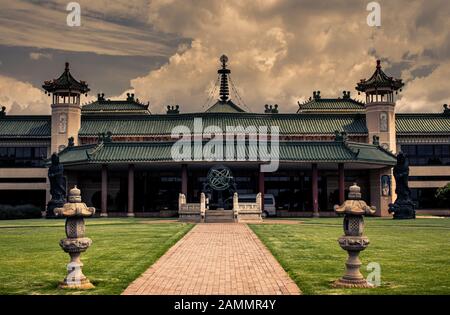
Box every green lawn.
[250,217,450,295]
[1,217,449,295]
[0,218,193,295]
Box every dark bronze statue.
[46,153,66,218]
[388,152,416,219]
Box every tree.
[435,183,450,207]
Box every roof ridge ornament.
[443,104,450,115]
[126,93,135,102]
[264,104,279,114]
[342,91,351,99]
[0,106,6,118]
[97,131,113,143]
[372,135,380,146]
[97,93,105,101]
[167,105,180,114]
[334,130,348,143]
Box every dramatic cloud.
[0,75,49,115]
[29,52,53,60]
[0,0,181,57]
[0,0,449,114]
[131,0,450,113]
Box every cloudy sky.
[0,0,449,114]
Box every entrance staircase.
[205,210,234,223]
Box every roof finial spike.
[376,59,381,69]
[220,54,228,69]
[65,62,70,71]
[218,55,231,102]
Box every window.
[0,147,48,167]
[417,145,434,156]
[401,144,450,166]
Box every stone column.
[101,164,108,217]
[258,166,265,213]
[338,163,345,205]
[127,164,135,217]
[181,164,188,196]
[312,163,319,217]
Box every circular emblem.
[207,165,233,191]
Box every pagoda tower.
[356,60,404,153]
[356,59,404,216]
[43,63,90,153]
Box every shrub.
[0,204,42,220]
[435,183,450,208]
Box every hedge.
[0,204,43,220]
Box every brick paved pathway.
[122,223,301,295]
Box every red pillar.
[338,163,345,205]
[101,164,108,217]
[127,164,135,217]
[181,164,188,196]
[312,163,319,217]
[258,166,265,213]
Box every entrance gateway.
[179,165,263,223]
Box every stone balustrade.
[178,192,262,223]
[233,192,263,222]
[178,193,206,222]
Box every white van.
[236,194,276,218]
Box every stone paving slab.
[122,223,301,295]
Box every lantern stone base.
[333,236,374,289]
[59,269,95,290]
[333,278,374,288]
[59,238,95,290]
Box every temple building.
[0,57,449,217]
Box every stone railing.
[178,193,206,222]
[233,192,263,222]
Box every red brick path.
[122,223,300,295]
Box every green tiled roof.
[79,113,368,136]
[82,100,150,115]
[1,112,448,139]
[396,113,450,135]
[0,116,51,138]
[42,63,89,94]
[356,60,404,92]
[297,98,365,113]
[205,100,246,113]
[58,140,396,166]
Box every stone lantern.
[333,183,376,288]
[54,186,95,289]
